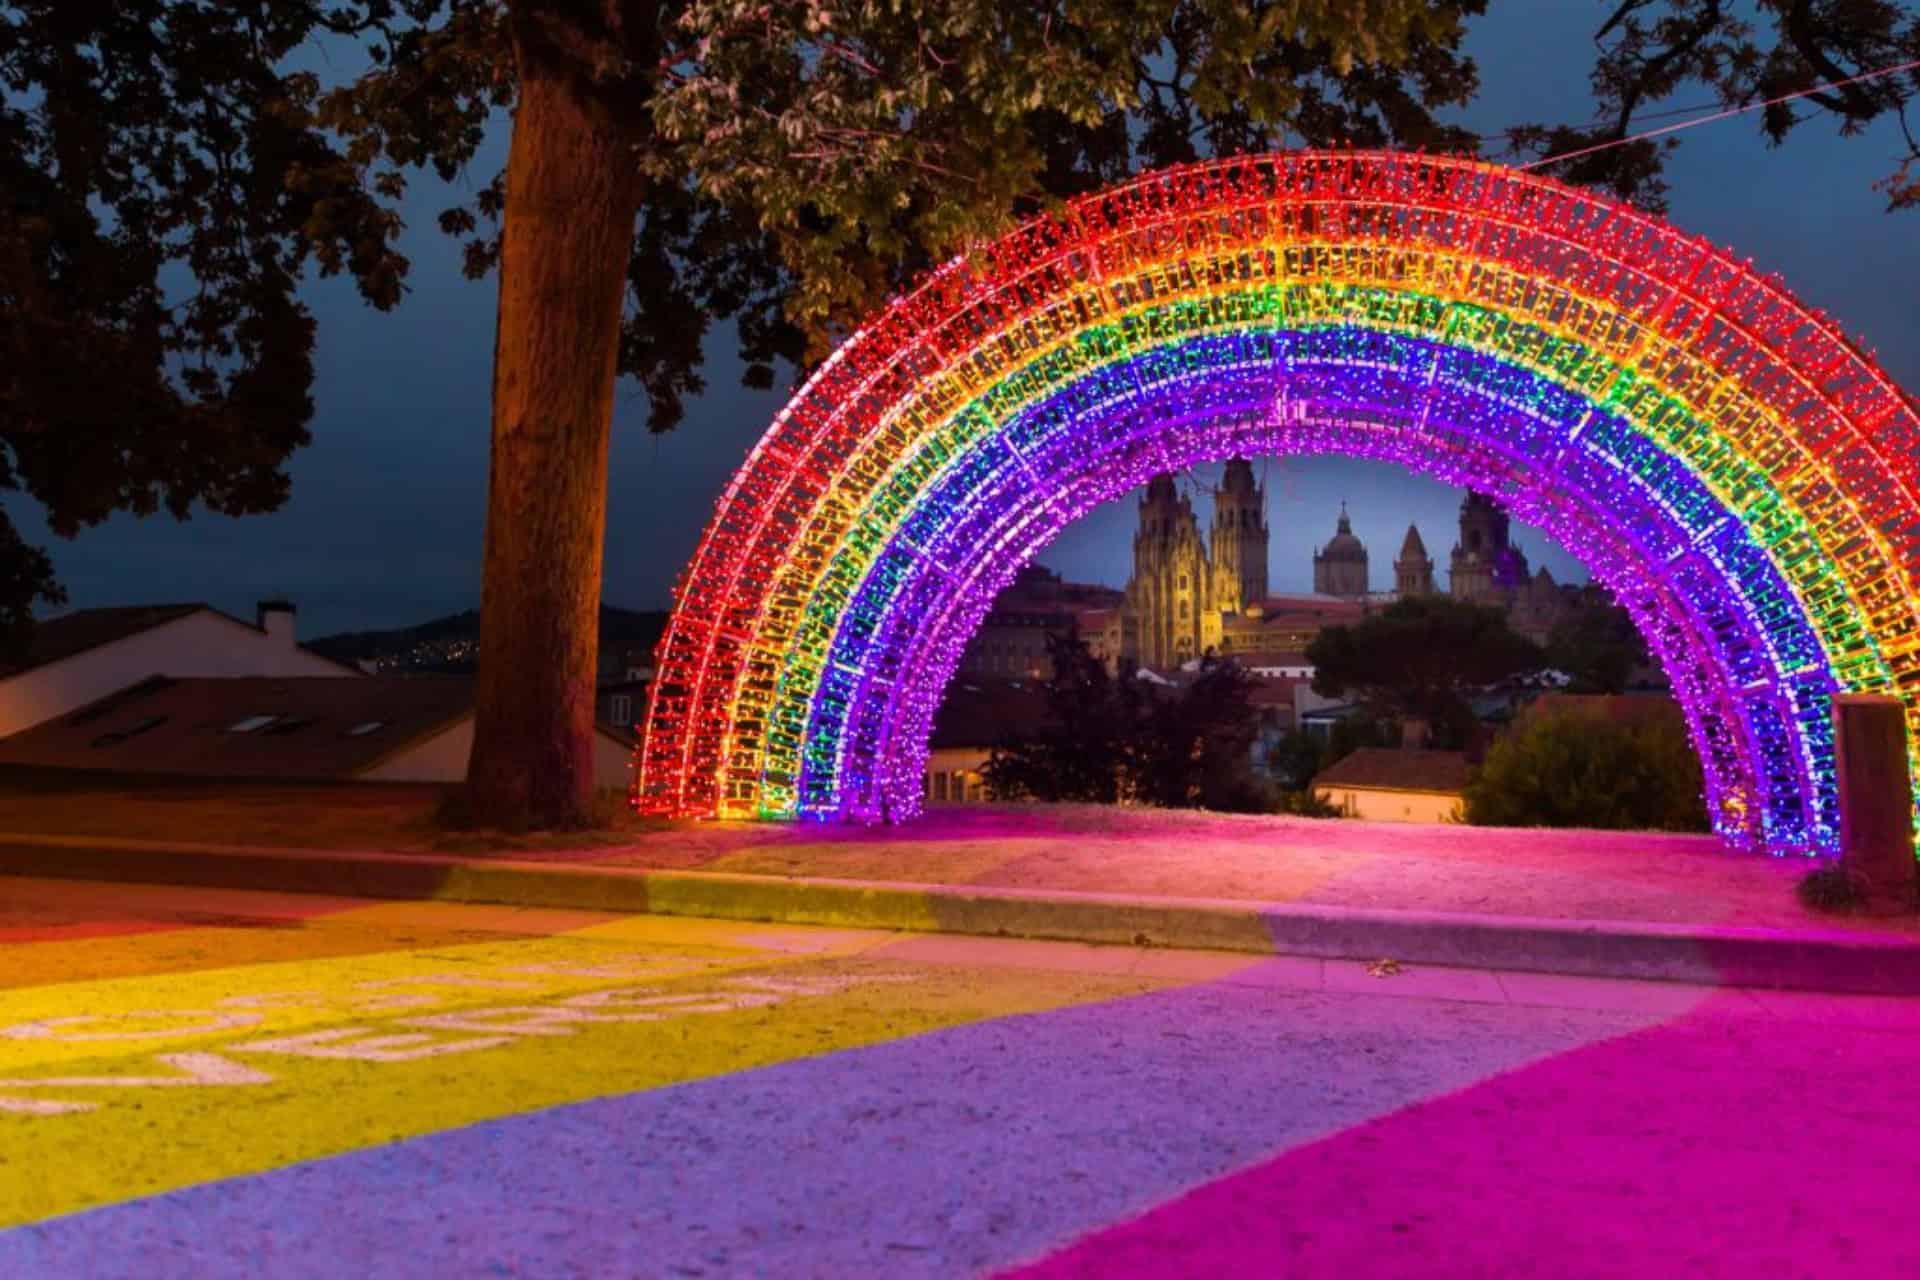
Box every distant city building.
[955,564,1123,680]
[0,601,359,740]
[0,674,637,790]
[1394,524,1435,597]
[1311,504,1369,599]
[954,475,1598,687]
[1210,458,1269,613]
[1447,490,1588,643]
[923,680,1050,804]
[1101,460,1367,670]
[595,678,650,736]
[1120,472,1220,665]
[1450,490,1530,603]
[1311,747,1471,823]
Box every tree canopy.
[1461,705,1709,832]
[1545,594,1651,695]
[979,624,1140,805]
[5,0,1913,818]
[1307,595,1543,745]
[1504,0,1920,212]
[981,632,1267,811]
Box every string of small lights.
[637,152,1920,856]
[822,335,1834,851]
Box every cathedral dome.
[1319,506,1367,561]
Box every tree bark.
[465,45,642,829]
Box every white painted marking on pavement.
[1,1011,266,1041]
[233,1029,517,1062]
[0,1052,272,1089]
[0,1096,96,1115]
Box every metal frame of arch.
[637,151,1920,854]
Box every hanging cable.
[1518,56,1920,171]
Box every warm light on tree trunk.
[465,42,642,829]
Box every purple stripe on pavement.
[0,968,1671,1278]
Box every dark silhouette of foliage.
[2,0,1486,818]
[1307,596,1543,748]
[981,633,1265,812]
[1135,655,1267,811]
[1267,713,1399,818]
[1545,595,1651,694]
[9,0,1907,815]
[1462,708,1709,831]
[1268,715,1401,791]
[1504,1,1920,212]
[1276,786,1343,818]
[979,624,1141,805]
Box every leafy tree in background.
[5,0,1911,825]
[1462,708,1709,832]
[1267,714,1400,791]
[1134,654,1266,811]
[1545,594,1651,694]
[1507,0,1920,211]
[0,0,1487,826]
[982,635,1266,811]
[1267,713,1398,817]
[1307,596,1542,749]
[979,624,1140,804]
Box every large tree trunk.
[465,45,642,829]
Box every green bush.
[1462,708,1709,832]
[1276,787,1342,818]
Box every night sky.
[16,5,1918,638]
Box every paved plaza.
[2,876,1917,1276]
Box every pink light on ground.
[1007,990,1920,1277]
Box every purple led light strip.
[800,336,1834,850]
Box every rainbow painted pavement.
[636,151,1920,854]
[4,878,1919,1276]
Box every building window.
[610,695,632,726]
[933,771,949,801]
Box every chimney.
[256,599,296,647]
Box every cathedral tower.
[1126,473,1217,666]
[1210,457,1268,614]
[1312,504,1369,598]
[1394,524,1434,596]
[1450,490,1529,603]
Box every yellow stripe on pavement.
[0,916,1162,1227]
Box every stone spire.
[1210,456,1268,614]
[1395,523,1435,597]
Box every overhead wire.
[1516,56,1920,171]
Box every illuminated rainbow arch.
[638,151,1920,853]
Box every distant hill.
[309,605,671,675]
